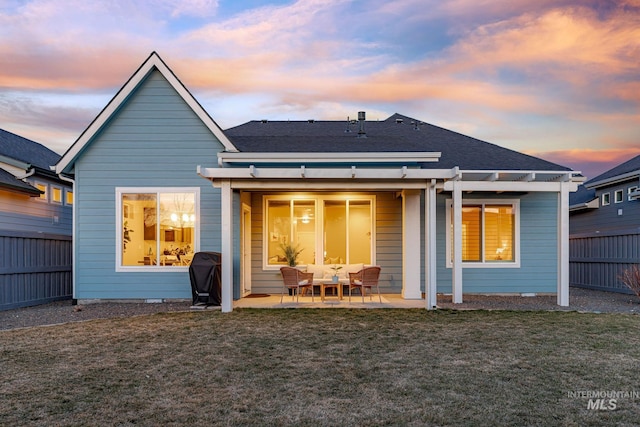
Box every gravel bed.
[436,287,640,313]
[1,287,638,331]
[0,300,193,331]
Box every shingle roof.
[225,113,572,171]
[0,128,61,171]
[584,154,640,188]
[0,167,42,195]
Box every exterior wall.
[571,179,640,235]
[247,191,403,294]
[0,180,72,235]
[74,69,224,300]
[0,230,72,310]
[436,192,559,294]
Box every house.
[570,155,640,293]
[0,129,72,310]
[56,52,583,312]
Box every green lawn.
[2,309,640,426]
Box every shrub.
[618,265,640,297]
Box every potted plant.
[331,265,343,283]
[280,243,303,267]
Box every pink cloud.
[529,148,640,180]
[447,5,640,82]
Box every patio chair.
[280,267,315,303]
[348,266,382,303]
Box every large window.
[116,188,199,270]
[446,199,519,267]
[264,195,374,268]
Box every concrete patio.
[233,293,428,309]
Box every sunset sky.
[1,0,639,180]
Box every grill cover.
[188,252,221,306]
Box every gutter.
[585,170,640,189]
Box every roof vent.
[308,119,315,123]
[345,116,351,133]
[357,111,366,138]
[396,118,403,124]
[261,119,268,123]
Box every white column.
[557,183,570,306]
[220,180,234,312]
[425,182,438,309]
[452,180,463,303]
[402,190,422,299]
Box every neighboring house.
[56,52,582,312]
[570,155,640,293]
[0,129,73,310]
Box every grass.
[2,309,640,426]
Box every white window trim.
[262,194,376,270]
[445,199,520,269]
[628,186,638,201]
[51,185,63,204]
[614,189,624,204]
[602,192,610,206]
[115,187,200,272]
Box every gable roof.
[0,128,61,171]
[56,52,236,175]
[584,154,640,189]
[225,113,572,172]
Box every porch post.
[426,181,438,309]
[221,179,234,312]
[402,190,422,299]
[558,183,570,306]
[452,180,463,303]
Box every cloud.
[444,5,640,98]
[0,0,638,163]
[0,92,98,153]
[160,0,218,18]
[529,148,640,180]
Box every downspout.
[57,172,76,303]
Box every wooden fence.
[569,229,639,294]
[0,230,72,311]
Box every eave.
[585,170,640,190]
[569,198,599,212]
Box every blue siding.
[74,69,224,300]
[571,180,640,234]
[436,192,558,294]
[0,178,72,236]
